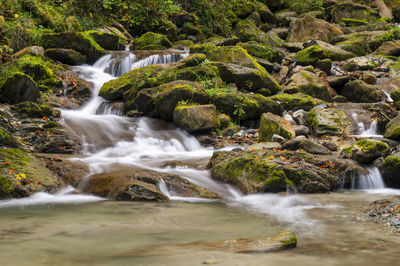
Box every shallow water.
[0,191,399,266]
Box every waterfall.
[357,166,385,190]
[350,112,382,138]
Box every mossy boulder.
[342,80,383,103]
[173,104,219,132]
[238,42,283,63]
[214,91,282,122]
[381,153,400,188]
[307,107,351,136]
[232,19,265,43]
[0,129,22,149]
[13,101,59,118]
[44,48,86,65]
[335,36,372,56]
[384,115,400,140]
[132,32,173,50]
[0,73,40,104]
[330,2,379,24]
[43,32,106,63]
[154,82,210,121]
[344,139,390,164]
[288,15,344,43]
[343,56,380,71]
[88,31,120,50]
[294,46,324,66]
[259,112,295,142]
[269,93,324,111]
[0,148,61,199]
[375,40,400,56]
[13,46,44,58]
[390,89,400,105]
[208,148,337,193]
[315,41,356,61]
[284,70,333,101]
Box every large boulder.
[315,41,356,61]
[381,153,400,188]
[214,91,282,121]
[307,107,351,136]
[43,32,106,63]
[284,70,333,101]
[173,104,219,132]
[330,2,379,24]
[0,73,40,104]
[13,101,59,118]
[375,40,400,56]
[269,93,324,111]
[342,80,383,103]
[238,42,283,63]
[343,139,390,164]
[132,32,173,50]
[208,148,338,193]
[384,115,400,140]
[294,45,324,66]
[259,112,295,142]
[287,15,343,43]
[88,31,120,50]
[44,48,86,65]
[0,148,61,199]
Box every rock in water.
[307,107,351,136]
[343,139,390,164]
[259,112,295,142]
[206,229,297,253]
[0,73,40,104]
[173,104,219,132]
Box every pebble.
[367,201,400,232]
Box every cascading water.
[0,50,331,228]
[350,112,382,138]
[355,166,400,195]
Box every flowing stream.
[1,52,400,265]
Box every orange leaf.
[59,146,66,150]
[36,180,41,185]
[4,161,11,165]
[42,116,49,121]
[8,168,15,174]
[251,149,256,153]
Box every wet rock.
[269,93,324,112]
[315,41,355,61]
[89,31,120,50]
[384,115,400,140]
[132,32,172,50]
[213,61,282,94]
[43,32,106,63]
[330,2,378,24]
[342,80,383,103]
[288,15,343,43]
[0,73,40,104]
[284,70,333,101]
[173,104,219,132]
[44,48,86,65]
[293,125,309,136]
[307,107,351,136]
[299,138,331,155]
[381,153,400,188]
[375,40,400,56]
[316,59,332,74]
[208,148,338,193]
[328,76,351,91]
[214,91,281,121]
[245,142,282,151]
[293,109,308,125]
[343,139,390,164]
[13,101,59,118]
[282,136,305,150]
[259,112,295,142]
[294,45,323,66]
[0,148,61,199]
[12,46,44,58]
[204,230,297,253]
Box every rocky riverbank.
[0,0,400,203]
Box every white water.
[2,51,332,228]
[350,112,382,138]
[0,186,104,208]
[356,166,400,195]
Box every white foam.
[0,186,104,208]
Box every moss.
[259,113,294,142]
[132,32,172,50]
[14,101,55,118]
[336,37,372,56]
[280,236,298,248]
[0,147,58,198]
[232,19,264,43]
[342,18,368,27]
[0,129,21,148]
[238,42,283,63]
[0,54,64,90]
[42,121,61,129]
[269,93,324,111]
[295,45,324,66]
